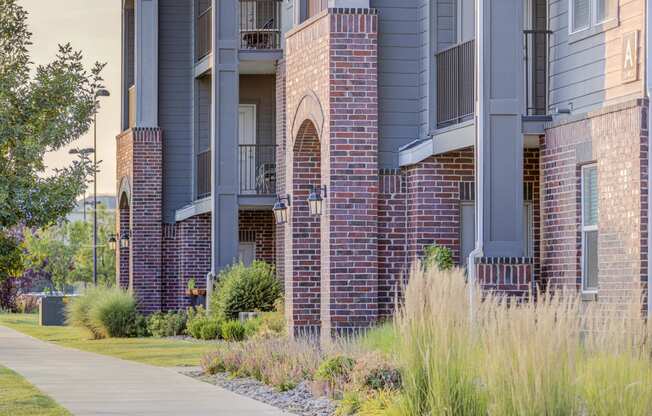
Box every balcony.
[239,0,282,50]
[436,39,475,129]
[196,7,212,61]
[196,144,276,199]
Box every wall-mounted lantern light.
[308,185,327,217]
[120,230,130,249]
[108,234,117,250]
[273,195,292,225]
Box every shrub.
[335,391,362,416]
[200,320,221,340]
[422,244,454,272]
[222,320,246,342]
[210,261,281,320]
[316,355,356,398]
[186,306,208,339]
[243,299,286,339]
[133,314,150,337]
[87,288,138,338]
[350,351,402,391]
[147,311,187,337]
[201,337,323,391]
[65,287,106,339]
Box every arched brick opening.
[288,119,322,337]
[117,191,131,290]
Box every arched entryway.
[287,119,322,337]
[117,183,131,290]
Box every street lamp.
[91,88,110,286]
[273,195,291,225]
[308,186,327,217]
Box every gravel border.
[184,370,336,416]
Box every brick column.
[116,127,163,314]
[321,10,380,337]
[275,60,287,281]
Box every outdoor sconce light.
[119,230,130,249]
[273,195,292,225]
[108,234,117,250]
[308,185,327,217]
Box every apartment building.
[116,0,651,335]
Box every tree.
[23,206,116,290]
[0,0,105,283]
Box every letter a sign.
[622,31,638,83]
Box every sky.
[20,0,121,196]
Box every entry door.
[239,105,257,194]
[238,242,256,266]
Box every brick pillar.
[321,10,380,337]
[116,127,163,314]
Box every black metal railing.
[197,150,211,199]
[239,0,282,50]
[239,144,276,195]
[196,7,212,61]
[524,29,552,116]
[436,39,475,129]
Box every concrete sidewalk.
[0,325,289,416]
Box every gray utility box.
[39,296,66,326]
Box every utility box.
[39,296,66,326]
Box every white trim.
[580,163,599,293]
[568,0,617,35]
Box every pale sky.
[20,0,121,195]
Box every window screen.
[582,164,599,292]
[572,0,591,32]
[596,0,616,23]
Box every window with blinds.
[581,164,599,292]
[570,0,617,34]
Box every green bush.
[200,320,221,340]
[65,288,105,339]
[351,351,402,391]
[210,261,281,320]
[147,311,187,337]
[133,314,150,337]
[423,244,454,272]
[87,288,138,338]
[221,320,246,342]
[186,306,209,339]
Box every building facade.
[116,0,652,333]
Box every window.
[581,164,599,292]
[569,0,616,34]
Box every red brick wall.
[404,148,475,264]
[378,170,407,318]
[542,99,648,310]
[239,210,276,265]
[524,148,541,283]
[275,60,287,281]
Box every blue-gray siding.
[548,0,644,114]
[372,0,421,168]
[159,0,193,223]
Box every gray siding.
[437,0,456,51]
[548,0,645,114]
[371,0,421,168]
[159,0,193,223]
[240,75,277,146]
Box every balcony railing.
[524,29,552,116]
[128,85,136,129]
[239,144,276,195]
[197,149,211,199]
[436,39,475,129]
[195,145,277,199]
[196,7,212,61]
[239,0,282,50]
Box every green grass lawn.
[0,366,70,416]
[0,314,216,367]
